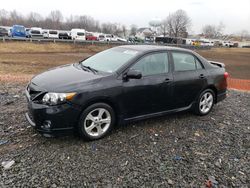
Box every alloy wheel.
[84,108,111,137]
[199,92,214,114]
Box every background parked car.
[116,37,127,42]
[98,34,106,41]
[0,27,9,37]
[222,41,234,47]
[25,28,31,38]
[11,25,26,38]
[47,30,59,39]
[127,36,144,43]
[29,27,43,38]
[71,29,86,41]
[42,30,49,38]
[58,31,71,39]
[86,32,98,41]
[105,34,117,42]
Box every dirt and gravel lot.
[0,83,249,187]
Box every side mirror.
[124,69,142,80]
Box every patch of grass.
[0,41,111,53]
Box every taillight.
[224,72,229,79]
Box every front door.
[121,52,173,119]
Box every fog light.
[42,120,51,129]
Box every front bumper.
[25,100,80,135]
[25,87,81,135]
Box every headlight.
[42,93,76,105]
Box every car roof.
[116,45,193,53]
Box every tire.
[78,103,115,140]
[193,89,215,116]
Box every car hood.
[31,64,104,92]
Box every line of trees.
[2,8,247,40]
[0,9,192,38]
[0,9,127,37]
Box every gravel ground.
[0,83,249,187]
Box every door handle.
[199,74,206,79]
[164,78,172,83]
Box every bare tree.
[202,22,225,39]
[101,22,122,35]
[240,30,249,41]
[130,24,137,36]
[101,22,113,34]
[122,25,127,37]
[8,10,25,25]
[160,18,169,37]
[165,10,191,38]
[26,12,43,27]
[46,10,63,29]
[0,9,10,25]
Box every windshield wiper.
[81,64,98,73]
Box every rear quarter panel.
[206,67,227,95]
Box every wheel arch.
[78,97,121,125]
[205,85,218,103]
[194,85,218,105]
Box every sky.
[1,0,250,34]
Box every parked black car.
[59,32,71,40]
[25,45,228,140]
[0,27,8,37]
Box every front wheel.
[78,103,115,140]
[193,89,215,116]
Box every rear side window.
[172,52,202,71]
[131,52,169,76]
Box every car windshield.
[15,26,25,33]
[81,48,138,73]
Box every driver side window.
[131,52,169,76]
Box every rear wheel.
[78,103,115,140]
[193,89,215,116]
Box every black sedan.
[25,45,228,140]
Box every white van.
[48,30,58,39]
[30,27,43,38]
[71,29,86,41]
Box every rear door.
[121,51,173,118]
[170,51,207,108]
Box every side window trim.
[194,56,204,70]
